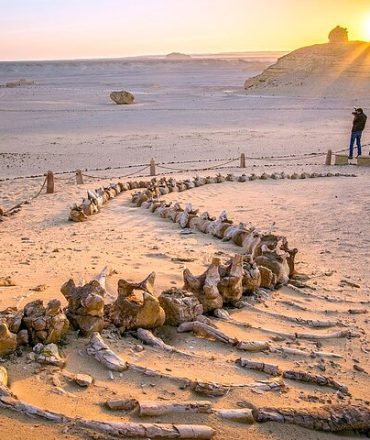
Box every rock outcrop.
[244,35,370,98]
[328,26,348,43]
[110,90,135,105]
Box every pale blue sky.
[1,0,369,60]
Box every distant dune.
[244,41,370,97]
[166,52,191,60]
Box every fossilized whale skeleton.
[68,171,355,222]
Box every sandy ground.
[1,166,369,439]
[0,57,369,439]
[0,55,368,179]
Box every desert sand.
[0,52,369,439]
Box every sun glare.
[363,16,370,41]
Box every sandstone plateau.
[244,40,370,98]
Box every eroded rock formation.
[244,37,370,98]
[328,26,348,43]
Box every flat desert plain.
[0,55,369,440]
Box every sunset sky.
[1,0,370,60]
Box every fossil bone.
[108,273,165,332]
[61,279,105,336]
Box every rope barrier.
[157,158,239,173]
[159,157,236,165]
[81,165,150,181]
[3,176,48,215]
[1,143,368,215]
[30,176,48,200]
[2,138,368,222]
[80,173,112,180]
[242,148,349,162]
[155,162,326,176]
[205,158,240,169]
[2,144,367,183]
[54,175,74,181]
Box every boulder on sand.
[110,90,135,105]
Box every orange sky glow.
[0,0,369,61]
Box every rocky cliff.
[244,41,370,98]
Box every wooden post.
[325,149,332,166]
[46,171,54,194]
[240,153,246,168]
[150,158,156,176]
[76,169,84,185]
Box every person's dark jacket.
[352,113,367,132]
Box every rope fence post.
[76,169,84,185]
[325,150,332,166]
[240,153,246,168]
[46,171,54,194]
[150,158,156,176]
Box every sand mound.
[244,41,370,97]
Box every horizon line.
[0,49,291,64]
[2,39,369,63]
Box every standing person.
[349,108,367,159]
